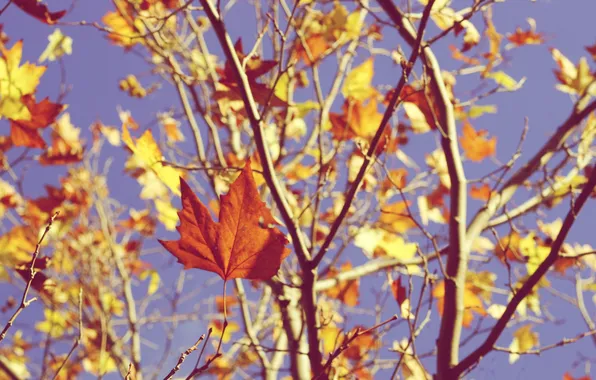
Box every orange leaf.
[330,99,383,140]
[506,28,545,48]
[293,34,329,66]
[470,183,491,201]
[324,262,359,307]
[379,201,416,234]
[13,0,66,24]
[159,160,291,281]
[397,85,442,133]
[10,95,63,148]
[563,372,591,380]
[459,122,496,162]
[449,44,480,65]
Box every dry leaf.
[159,160,291,281]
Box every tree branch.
[452,165,596,377]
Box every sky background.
[1,0,595,378]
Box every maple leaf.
[550,48,596,95]
[329,98,383,140]
[459,122,496,162]
[122,124,183,196]
[0,41,47,121]
[10,95,63,148]
[159,160,291,281]
[102,2,144,48]
[506,19,545,48]
[216,39,286,107]
[12,0,66,24]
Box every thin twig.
[0,211,59,344]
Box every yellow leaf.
[102,2,145,47]
[273,72,290,103]
[210,320,239,344]
[378,235,418,261]
[39,29,73,62]
[519,232,550,274]
[139,269,160,296]
[154,197,179,230]
[485,71,524,91]
[122,124,183,196]
[36,309,70,338]
[0,41,47,120]
[342,58,376,101]
[508,325,539,364]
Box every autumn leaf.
[159,160,291,281]
[329,98,383,140]
[0,41,47,121]
[12,0,66,24]
[506,18,545,48]
[508,325,539,364]
[494,232,526,263]
[122,124,183,196]
[216,38,286,107]
[550,48,596,95]
[433,280,487,328]
[563,372,591,380]
[39,29,73,62]
[10,95,63,148]
[293,34,329,66]
[210,320,239,344]
[398,84,442,133]
[586,42,596,61]
[342,58,376,101]
[102,2,144,48]
[379,200,417,234]
[459,122,496,162]
[484,71,523,91]
[391,277,407,308]
[470,183,491,201]
[39,113,84,166]
[324,262,360,307]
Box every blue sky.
[1,0,595,378]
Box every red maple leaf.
[159,160,291,281]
